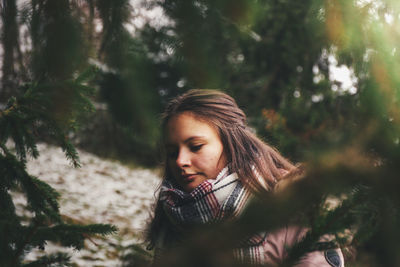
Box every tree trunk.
[1,0,18,103]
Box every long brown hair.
[147,89,297,248]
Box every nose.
[176,148,191,168]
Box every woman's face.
[165,112,227,192]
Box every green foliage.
[124,0,400,266]
[0,73,117,266]
[0,1,121,265]
[2,0,400,266]
[22,253,71,267]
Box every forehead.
[165,112,220,143]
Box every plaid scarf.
[159,166,267,264]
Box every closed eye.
[190,144,203,152]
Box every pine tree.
[122,0,400,266]
[0,0,138,265]
[0,68,118,266]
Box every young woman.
[146,89,344,266]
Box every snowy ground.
[15,143,161,266]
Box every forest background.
[1,0,400,266]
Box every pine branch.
[12,223,41,267]
[1,151,61,221]
[32,223,118,250]
[0,74,98,167]
[22,252,71,267]
[74,65,99,84]
[281,184,373,266]
[1,1,119,265]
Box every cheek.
[199,150,225,173]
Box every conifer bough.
[0,70,117,267]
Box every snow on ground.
[16,143,161,266]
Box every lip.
[181,173,197,183]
